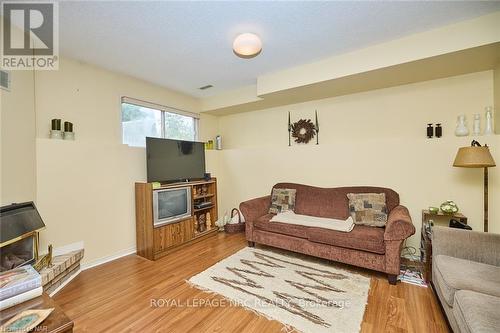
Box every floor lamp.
[453,140,496,232]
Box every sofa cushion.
[347,193,388,227]
[269,188,296,214]
[453,290,500,333]
[307,225,385,254]
[434,255,500,307]
[272,183,400,220]
[254,214,309,239]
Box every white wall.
[215,71,499,250]
[0,24,36,205]
[495,64,500,133]
[34,57,219,265]
[1,69,36,205]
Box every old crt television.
[152,187,191,227]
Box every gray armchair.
[432,227,500,333]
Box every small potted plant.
[440,200,459,215]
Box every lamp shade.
[453,146,496,168]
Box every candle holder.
[63,121,75,140]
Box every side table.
[0,293,73,333]
[422,209,467,225]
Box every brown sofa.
[240,183,415,284]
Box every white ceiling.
[59,1,500,98]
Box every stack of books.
[398,264,427,287]
[0,265,42,311]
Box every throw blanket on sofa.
[270,211,355,232]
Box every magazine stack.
[0,265,42,311]
[398,264,427,287]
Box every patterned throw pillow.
[347,193,388,227]
[269,188,297,214]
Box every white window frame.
[121,96,200,144]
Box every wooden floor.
[54,233,449,332]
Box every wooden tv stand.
[135,178,218,260]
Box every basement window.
[121,97,199,147]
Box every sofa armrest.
[239,195,271,223]
[384,205,415,241]
[240,195,271,243]
[432,226,500,266]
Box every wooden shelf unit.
[135,178,218,260]
[194,205,215,213]
[193,193,215,200]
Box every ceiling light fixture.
[233,33,262,59]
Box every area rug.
[188,247,370,333]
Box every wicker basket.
[224,208,246,234]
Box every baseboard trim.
[81,246,137,271]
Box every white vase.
[473,114,481,136]
[455,115,469,137]
[484,107,494,135]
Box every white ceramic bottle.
[215,135,222,150]
[484,106,494,135]
[473,114,481,136]
[455,115,469,137]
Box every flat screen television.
[146,137,205,183]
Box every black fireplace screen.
[0,202,46,272]
[0,236,35,272]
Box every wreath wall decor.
[291,119,316,144]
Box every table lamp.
[453,140,496,232]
